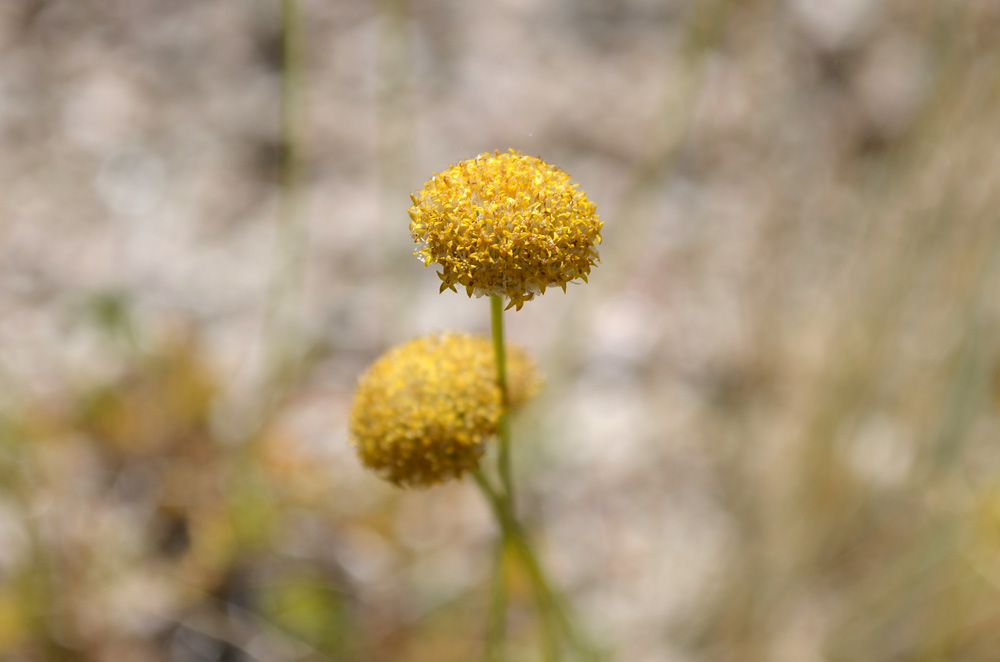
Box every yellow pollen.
[409,150,603,311]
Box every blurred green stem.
[264,0,306,393]
[374,0,415,335]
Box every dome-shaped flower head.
[349,332,541,488]
[409,150,602,311]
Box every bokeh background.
[2,0,1000,660]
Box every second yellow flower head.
[349,332,541,487]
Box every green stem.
[472,469,598,661]
[473,470,556,659]
[490,295,514,507]
[482,297,600,660]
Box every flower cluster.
[409,150,602,311]
[349,332,540,487]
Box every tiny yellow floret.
[409,150,603,311]
[349,332,541,488]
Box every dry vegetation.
[1,1,999,661]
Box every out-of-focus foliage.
[0,330,355,661]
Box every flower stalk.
[473,465,597,661]
[351,147,603,657]
[478,295,600,661]
[491,294,515,507]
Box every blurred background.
[2,0,1000,660]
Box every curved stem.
[473,470,556,659]
[472,469,600,661]
[481,297,600,660]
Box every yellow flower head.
[409,150,602,311]
[349,332,541,488]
